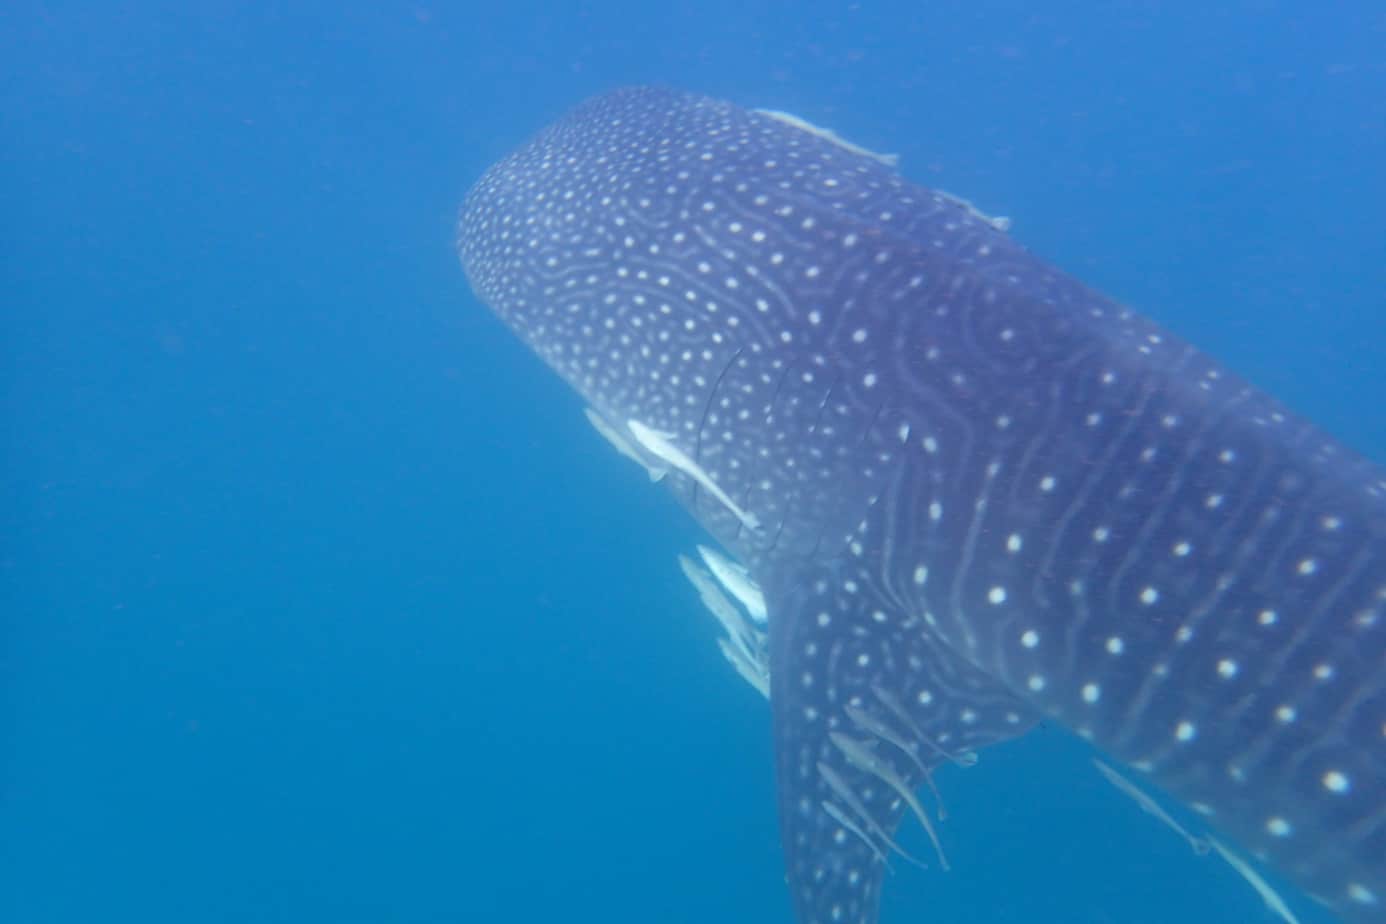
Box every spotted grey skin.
[458,87,1386,923]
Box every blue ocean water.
[3,2,1384,922]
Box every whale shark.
[457,87,1386,924]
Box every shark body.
[458,87,1386,923]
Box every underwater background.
[4,2,1384,922]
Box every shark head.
[459,87,1386,924]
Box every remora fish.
[457,87,1386,924]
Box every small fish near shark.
[457,87,1386,923]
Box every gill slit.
[693,345,745,521]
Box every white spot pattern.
[459,85,1386,924]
